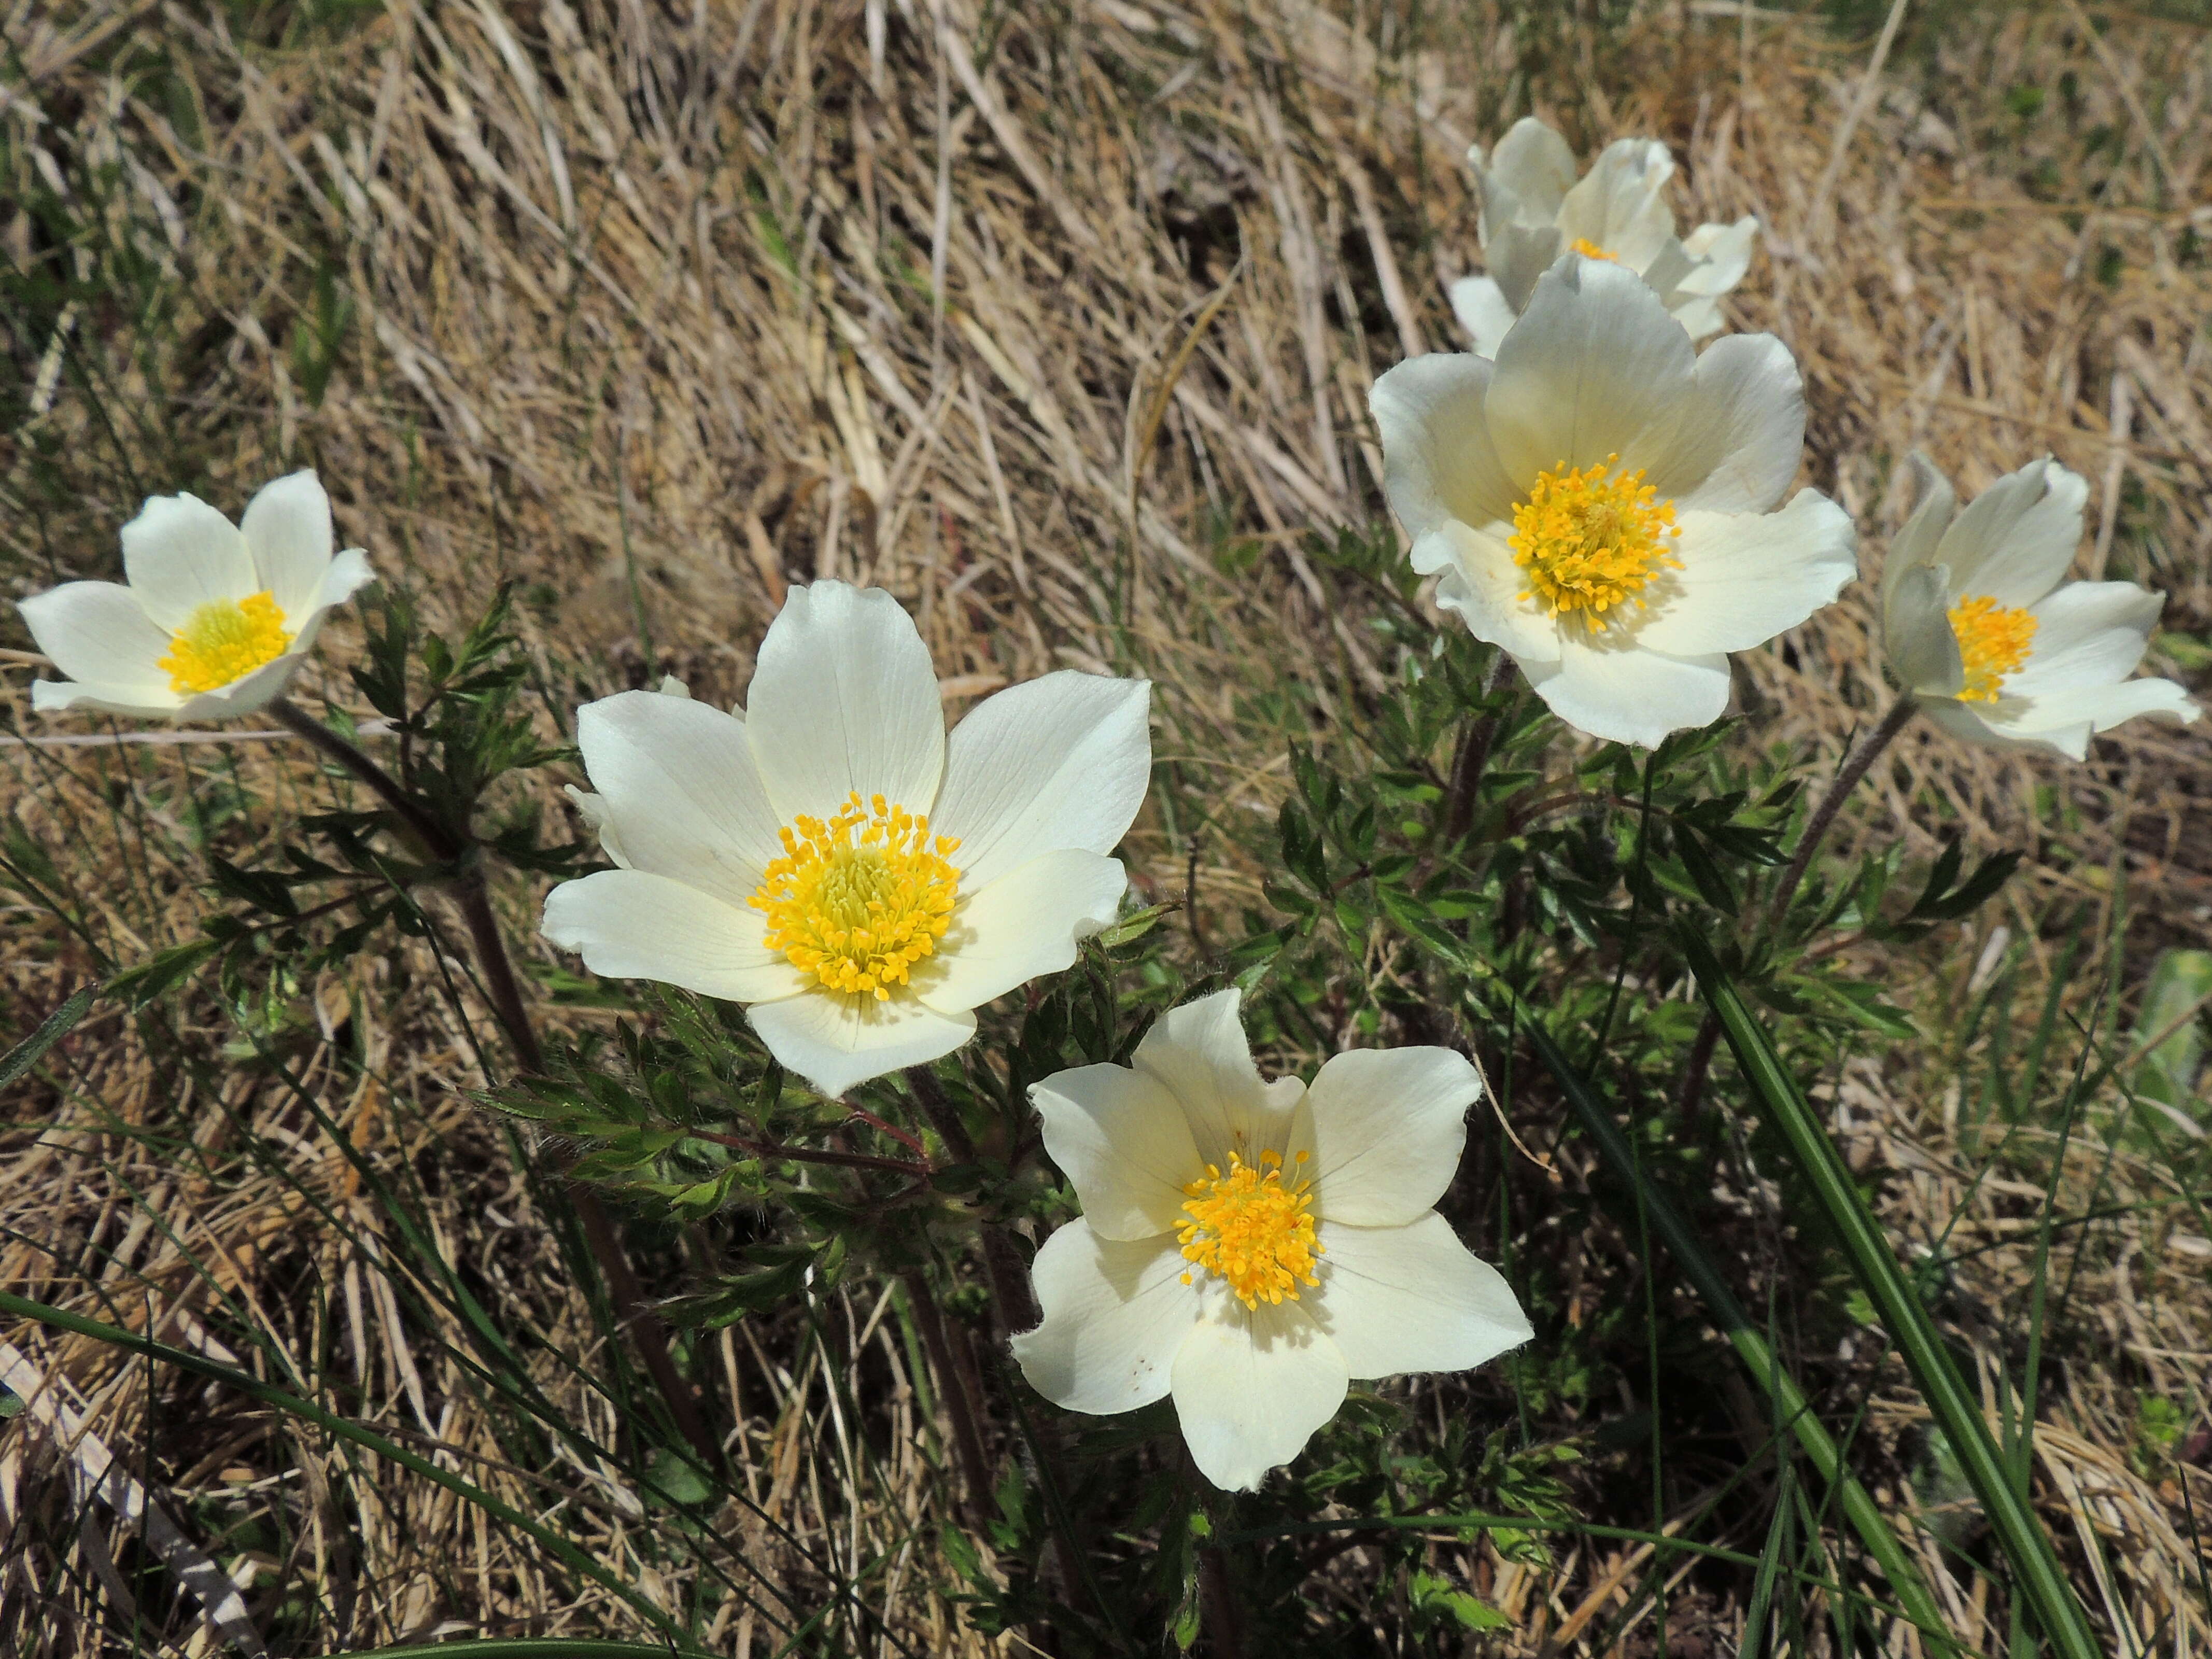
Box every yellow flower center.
[749,792,962,1001]
[1568,236,1619,262]
[1510,455,1682,631]
[1176,1149,1323,1311]
[1947,595,2038,703]
[157,592,291,694]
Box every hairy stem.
[1440,651,1515,846]
[901,1269,995,1522]
[269,697,455,859]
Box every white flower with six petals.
[1371,257,1858,747]
[17,472,373,722]
[1011,989,1531,1492]
[1449,117,1758,358]
[1882,454,2200,758]
[542,580,1152,1098]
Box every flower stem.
[903,1065,1040,1332]
[1441,651,1515,846]
[267,697,455,859]
[900,1268,994,1522]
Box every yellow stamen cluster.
[1568,236,1619,262]
[1510,455,1682,630]
[750,792,961,1000]
[157,592,291,694]
[1947,595,2038,704]
[1176,1149,1322,1311]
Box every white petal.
[1171,1303,1347,1492]
[2006,581,2162,697]
[1484,259,1698,486]
[1663,293,1727,342]
[1294,1047,1477,1226]
[1011,1223,1197,1416]
[1414,522,1561,663]
[1369,353,1519,537]
[1936,458,2088,608]
[1885,564,1966,695]
[309,546,376,615]
[2006,677,2200,739]
[933,673,1151,890]
[239,471,334,620]
[120,494,258,629]
[565,786,632,868]
[1555,138,1676,272]
[1132,989,1304,1173]
[1634,494,1857,657]
[1520,636,1731,748]
[16,581,174,692]
[1311,1215,1531,1380]
[575,691,784,907]
[172,650,306,719]
[744,580,946,822]
[746,989,975,1098]
[1880,452,1956,627]
[1486,222,1567,316]
[1675,216,1759,296]
[1923,695,2087,760]
[30,678,184,719]
[1480,118,1577,227]
[541,868,804,1003]
[1032,1063,1202,1241]
[916,849,1128,1016]
[1640,333,1805,512]
[1447,275,1518,359]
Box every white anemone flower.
[1371,257,1857,747]
[1011,989,1531,1493]
[16,472,373,721]
[1449,117,1759,358]
[542,580,1152,1098]
[1882,454,2201,758]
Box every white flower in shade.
[16,473,373,721]
[1449,118,1759,358]
[1882,454,2201,759]
[542,580,1152,1098]
[1010,989,1530,1493]
[1371,258,1857,747]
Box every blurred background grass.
[2,0,2209,1652]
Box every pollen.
[157,591,291,694]
[1175,1148,1322,1312]
[1947,595,2038,704]
[749,792,962,1001]
[1568,236,1619,262]
[1510,454,1682,631]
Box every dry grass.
[3,0,2210,1652]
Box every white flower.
[1371,257,1857,748]
[16,473,373,722]
[1882,454,2201,759]
[1449,118,1759,358]
[542,580,1152,1098]
[1011,989,1530,1492]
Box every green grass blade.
[329,1646,683,1658]
[1675,924,2104,1659]
[0,983,95,1093]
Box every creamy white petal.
[1414,523,1561,663]
[1485,259,1698,486]
[1633,494,1856,657]
[1293,1047,1476,1226]
[1487,221,1567,315]
[1480,119,1577,227]
[746,988,976,1098]
[30,678,184,719]
[575,691,784,907]
[1133,989,1304,1173]
[744,580,946,822]
[172,650,307,719]
[1880,453,1957,627]
[542,867,805,1006]
[120,494,258,629]
[1012,1224,1199,1415]
[1555,138,1675,272]
[1923,695,2088,760]
[1519,636,1731,748]
[917,849,1127,1016]
[1662,293,1728,342]
[239,471,335,620]
[1311,1215,1531,1380]
[933,673,1151,890]
[1886,564,1966,695]
[1638,333,1804,512]
[565,786,632,868]
[309,546,376,616]
[1935,458,2087,609]
[1447,275,1519,359]
[2004,582,2162,697]
[1032,1062,1202,1241]
[17,581,174,692]
[1171,1302,1348,1492]
[2008,677,2200,738]
[1675,217,1759,296]
[1369,353,1519,537]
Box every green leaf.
[106,939,222,1006]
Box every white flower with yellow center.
[1449,118,1759,358]
[1882,454,2201,758]
[1372,258,1857,747]
[15,473,373,721]
[1011,989,1531,1493]
[541,580,1152,1098]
